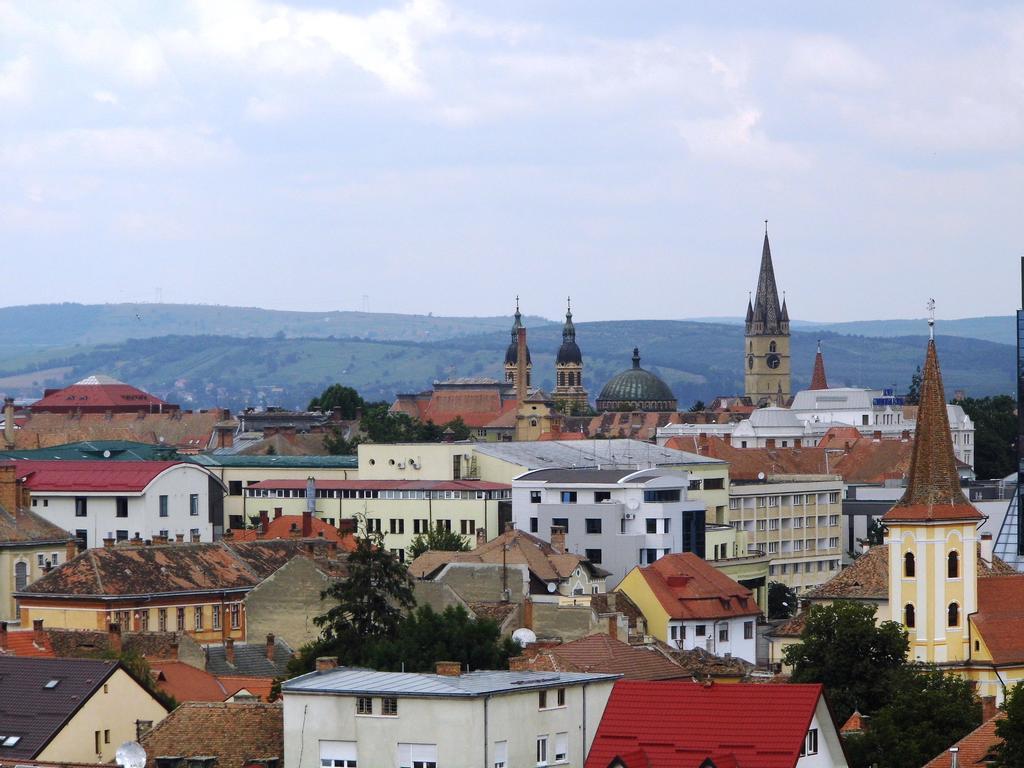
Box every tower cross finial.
[567,296,571,312]
[927,298,936,340]
[764,219,768,235]
[515,295,520,312]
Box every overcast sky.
[1,1,1022,323]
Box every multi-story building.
[14,459,225,546]
[242,478,510,563]
[282,661,617,768]
[728,476,845,593]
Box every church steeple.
[744,226,791,406]
[810,340,828,390]
[504,297,531,387]
[748,230,784,336]
[554,296,587,414]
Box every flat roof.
[516,468,681,485]
[282,667,618,697]
[473,439,725,470]
[192,455,357,469]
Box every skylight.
[1,736,21,747]
[44,679,60,689]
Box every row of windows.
[904,550,960,579]
[366,518,478,536]
[528,517,672,535]
[71,495,200,517]
[355,696,398,716]
[904,603,961,628]
[247,488,509,500]
[669,620,755,642]
[729,492,838,509]
[108,603,241,632]
[751,515,840,528]
[768,560,840,575]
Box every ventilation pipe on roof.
[949,746,959,768]
[3,397,14,449]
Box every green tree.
[314,521,415,656]
[783,601,908,724]
[768,581,797,619]
[689,400,706,412]
[993,681,1024,766]
[865,518,887,546]
[408,525,472,560]
[359,403,473,444]
[324,427,360,455]
[308,383,365,417]
[905,365,922,405]
[957,395,1017,479]
[844,666,981,768]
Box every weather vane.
[927,298,936,340]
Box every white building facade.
[282,665,617,768]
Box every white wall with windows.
[666,615,758,663]
[28,464,215,547]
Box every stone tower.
[504,298,531,388]
[553,298,588,414]
[744,229,791,406]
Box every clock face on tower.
[766,353,781,370]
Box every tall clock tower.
[744,228,791,406]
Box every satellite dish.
[115,742,147,768]
[626,499,640,511]
[102,450,111,458]
[757,471,766,481]
[547,582,557,593]
[512,627,537,646]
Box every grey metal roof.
[205,639,294,678]
[473,439,724,469]
[0,657,120,759]
[517,468,658,484]
[282,668,618,697]
[192,454,357,469]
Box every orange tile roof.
[227,515,357,551]
[140,701,282,768]
[974,574,1024,664]
[840,711,867,734]
[922,713,1003,767]
[809,345,828,391]
[10,411,228,451]
[0,629,54,657]
[150,660,232,702]
[883,340,981,523]
[635,553,761,621]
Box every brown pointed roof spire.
[809,340,828,390]
[883,337,980,522]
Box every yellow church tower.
[883,314,981,664]
[744,227,791,406]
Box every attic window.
[1,736,21,747]
[44,679,60,689]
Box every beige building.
[728,475,844,592]
[0,657,168,764]
[744,231,791,406]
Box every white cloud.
[92,90,119,105]
[677,108,810,170]
[786,36,882,89]
[0,56,31,102]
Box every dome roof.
[504,302,531,366]
[556,302,582,365]
[597,348,675,406]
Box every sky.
[1,1,1022,323]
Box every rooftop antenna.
[927,298,936,341]
[764,219,768,235]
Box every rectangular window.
[829,515,839,526]
[194,607,203,630]
[381,697,398,716]
[190,527,199,540]
[366,518,381,533]
[585,518,602,534]
[557,687,565,706]
[537,735,548,766]
[95,730,101,755]
[460,519,475,535]
[436,519,451,532]
[159,495,169,518]
[552,517,569,532]
[695,624,706,636]
[594,491,611,503]
[768,496,779,507]
[116,529,129,542]
[768,542,779,554]
[794,517,802,529]
[829,537,840,548]
[554,732,567,763]
[585,549,602,564]
[729,498,739,510]
[744,620,754,639]
[389,518,405,534]
[190,494,200,516]
[176,607,185,631]
[390,548,406,563]
[530,517,539,533]
[756,520,766,531]
[829,492,840,504]
[494,740,508,768]
[158,608,167,632]
[670,625,678,640]
[228,480,243,496]
[231,603,240,629]
[560,491,577,504]
[645,548,657,564]
[768,519,779,530]
[646,518,657,534]
[319,740,358,768]
[139,610,149,631]
[530,490,542,504]
[212,605,221,630]
[781,563,788,574]
[757,496,767,508]
[413,519,428,534]
[398,743,436,768]
[116,498,129,518]
[538,690,547,709]
[719,625,729,642]
[800,728,819,756]
[356,696,373,715]
[643,489,681,503]
[75,497,88,517]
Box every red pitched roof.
[0,629,54,657]
[15,460,188,492]
[922,713,1004,767]
[585,680,826,768]
[974,574,1024,664]
[149,661,277,703]
[809,345,828,391]
[31,375,175,414]
[228,516,357,551]
[635,553,760,621]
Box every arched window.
[769,341,777,353]
[904,604,915,628]
[948,603,960,627]
[948,550,960,579]
[904,552,915,578]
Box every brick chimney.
[33,619,45,646]
[302,510,312,538]
[266,633,276,661]
[476,527,487,548]
[190,531,201,543]
[522,597,534,629]
[0,621,7,650]
[274,507,283,519]
[103,536,115,549]
[225,637,235,665]
[607,615,618,642]
[108,622,123,653]
[175,533,184,543]
[982,695,997,721]
[0,463,19,516]
[550,525,565,554]
[3,397,15,449]
[66,539,79,562]
[259,510,269,535]
[508,655,530,671]
[435,661,461,677]
[315,656,338,672]
[338,518,356,536]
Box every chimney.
[338,518,356,536]
[274,507,283,519]
[225,637,235,665]
[302,510,312,538]
[33,618,44,646]
[794,438,802,448]
[3,397,15,449]
[109,622,123,653]
[508,655,530,671]
[221,529,234,541]
[435,661,461,677]
[982,695,997,721]
[981,533,994,564]
[550,525,565,554]
[0,621,7,650]
[218,426,234,450]
[315,656,338,672]
[64,539,78,563]
[873,430,882,440]
[103,536,115,549]
[266,633,276,661]
[130,532,143,546]
[190,531,201,543]
[476,527,487,548]
[607,615,618,642]
[516,327,528,403]
[175,533,184,543]
[259,510,269,534]
[949,745,960,768]
[0,464,19,517]
[522,597,534,629]
[442,427,455,443]
[504,521,515,533]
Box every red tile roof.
[809,345,828,391]
[8,411,227,452]
[148,661,277,703]
[245,479,509,491]
[15,460,190,492]
[974,574,1024,664]
[227,516,357,551]
[922,713,1003,767]
[883,340,981,523]
[0,628,54,657]
[634,553,760,621]
[31,375,174,414]
[585,680,827,768]
[140,701,282,768]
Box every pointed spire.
[562,297,576,343]
[632,347,641,369]
[780,293,789,323]
[810,340,828,390]
[745,293,754,325]
[751,229,783,334]
[883,338,980,522]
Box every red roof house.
[30,374,178,414]
[585,680,848,768]
[15,460,189,492]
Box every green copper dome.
[596,348,677,412]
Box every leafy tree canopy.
[308,383,365,417]
[993,681,1024,766]
[905,365,922,405]
[408,525,472,560]
[359,404,472,444]
[768,581,797,619]
[957,395,1017,479]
